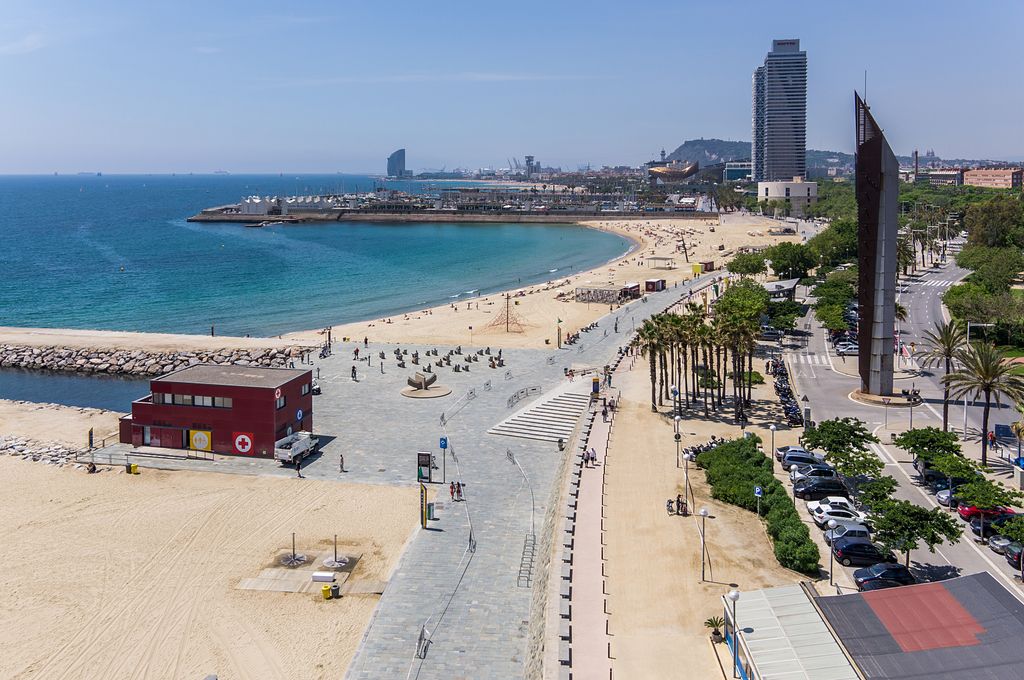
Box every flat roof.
[728,584,859,680]
[816,572,1024,679]
[153,364,310,389]
[762,278,801,292]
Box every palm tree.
[1011,402,1024,460]
[636,319,662,411]
[943,343,1024,466]
[916,320,967,431]
[894,302,908,324]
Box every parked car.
[824,523,871,546]
[836,343,860,357]
[969,512,1017,538]
[859,578,908,592]
[832,538,896,567]
[806,496,858,515]
[913,457,946,484]
[781,450,827,471]
[854,563,916,589]
[1005,542,1024,569]
[958,504,1013,522]
[794,478,851,501]
[811,503,869,528]
[790,463,838,483]
[936,487,961,508]
[776,445,809,462]
[761,328,784,341]
[988,535,1015,554]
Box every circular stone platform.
[400,384,453,399]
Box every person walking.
[295,459,303,479]
[457,482,464,501]
[602,407,609,423]
[338,453,345,474]
[363,336,368,347]
[351,365,357,381]
[450,482,455,502]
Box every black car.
[832,538,896,567]
[914,457,944,483]
[853,562,916,588]
[794,478,850,501]
[970,513,1018,538]
[1005,542,1023,569]
[858,578,907,592]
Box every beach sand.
[0,457,418,680]
[284,212,798,349]
[0,399,124,447]
[0,327,309,353]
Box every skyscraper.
[386,149,406,178]
[751,39,807,182]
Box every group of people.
[583,447,598,468]
[449,481,466,502]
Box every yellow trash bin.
[321,584,332,600]
[130,463,139,475]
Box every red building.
[119,365,313,458]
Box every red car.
[957,505,1013,522]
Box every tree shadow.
[910,560,962,582]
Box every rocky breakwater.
[1,435,83,466]
[0,344,315,377]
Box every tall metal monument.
[855,92,898,396]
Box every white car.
[835,343,859,357]
[790,464,838,483]
[776,445,809,461]
[811,504,869,528]
[806,496,856,515]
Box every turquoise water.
[0,175,629,336]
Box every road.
[784,252,1024,595]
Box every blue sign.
[296,408,304,421]
[439,437,448,450]
[754,486,763,498]
[995,424,1015,440]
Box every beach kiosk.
[622,282,642,299]
[645,278,667,292]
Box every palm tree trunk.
[649,352,657,412]
[942,357,951,431]
[682,347,690,408]
[701,345,709,417]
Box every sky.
[2,0,1022,174]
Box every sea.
[0,174,630,337]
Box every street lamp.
[828,519,838,585]
[769,424,777,459]
[506,449,535,538]
[699,507,710,582]
[963,322,995,438]
[726,589,741,678]
[671,384,680,417]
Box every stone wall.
[0,343,315,377]
[1,435,83,466]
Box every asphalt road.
[783,252,1024,596]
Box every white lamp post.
[727,589,741,678]
[828,519,838,585]
[699,507,710,581]
[769,424,777,459]
[674,415,682,468]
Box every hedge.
[696,436,821,574]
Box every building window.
[214,396,232,408]
[194,395,213,407]
[276,395,286,409]
[173,394,193,406]
[785,187,791,197]
[301,383,310,396]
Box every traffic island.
[850,390,920,408]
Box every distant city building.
[757,177,817,216]
[915,168,963,186]
[386,149,410,178]
[724,161,752,182]
[752,39,807,182]
[963,167,1022,189]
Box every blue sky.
[2,0,1022,173]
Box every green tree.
[929,454,980,497]
[806,217,858,266]
[954,478,1024,541]
[964,194,1024,249]
[727,251,767,277]
[915,321,968,431]
[636,318,663,412]
[871,499,963,566]
[943,343,1024,466]
[857,475,898,509]
[892,426,962,464]
[802,417,882,479]
[765,242,816,280]
[765,300,803,331]
[997,516,1024,580]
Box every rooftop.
[154,364,310,389]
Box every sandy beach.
[0,457,418,680]
[0,399,123,447]
[282,212,797,349]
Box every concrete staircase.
[488,391,592,443]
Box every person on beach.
[457,482,464,501]
[450,482,455,502]
[338,454,345,474]
[602,407,609,423]
[351,366,357,381]
[363,337,368,347]
[295,459,303,479]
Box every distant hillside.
[665,139,750,165]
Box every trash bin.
[321,584,332,600]
[130,463,139,475]
[330,583,340,599]
[125,462,132,474]
[427,502,435,520]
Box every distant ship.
[213,170,230,175]
[76,172,102,176]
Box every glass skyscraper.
[387,148,406,178]
[751,39,807,182]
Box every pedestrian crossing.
[791,354,832,365]
[912,279,956,287]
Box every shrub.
[696,437,821,575]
